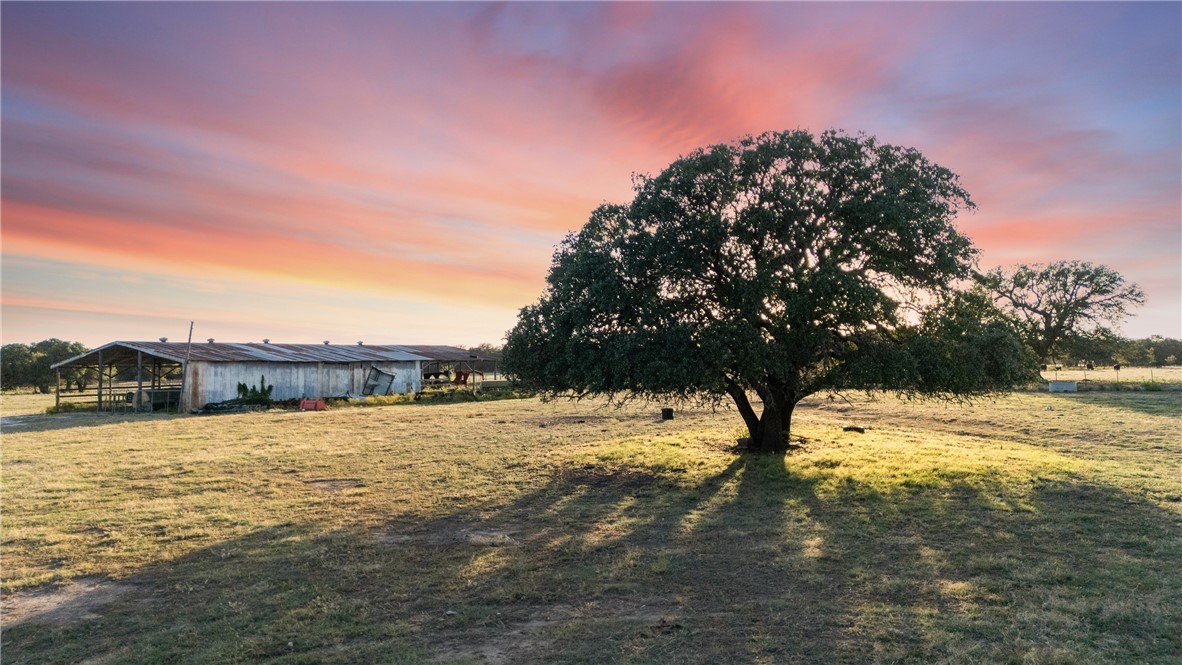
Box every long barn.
[51,341,492,412]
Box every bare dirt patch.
[432,605,576,664]
[531,414,615,428]
[0,415,37,429]
[377,529,516,547]
[551,462,664,490]
[433,601,683,664]
[1,578,134,626]
[377,519,518,547]
[303,478,365,492]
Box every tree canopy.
[504,130,1033,452]
[981,261,1144,362]
[1,339,90,392]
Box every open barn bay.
[2,392,1180,664]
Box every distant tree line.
[1,339,92,392]
[1058,335,1182,368]
[467,343,503,358]
[980,260,1173,368]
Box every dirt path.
[2,579,134,627]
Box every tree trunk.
[754,405,783,452]
[725,379,801,453]
[724,377,761,440]
[1035,313,1058,361]
[751,400,796,453]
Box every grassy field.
[0,392,60,418]
[2,390,1180,664]
[1038,365,1182,386]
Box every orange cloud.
[2,2,1177,341]
[1,199,545,308]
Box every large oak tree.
[981,261,1144,362]
[504,131,1032,452]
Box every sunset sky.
[2,2,1179,348]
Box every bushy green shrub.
[319,386,530,409]
[236,375,274,405]
[45,402,97,414]
[363,393,414,406]
[475,386,533,401]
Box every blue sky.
[2,2,1178,346]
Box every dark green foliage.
[982,260,1144,362]
[2,339,90,392]
[1,343,36,389]
[236,375,274,405]
[1138,335,1182,367]
[1059,329,1125,366]
[468,343,503,358]
[44,401,98,415]
[842,290,1038,396]
[505,130,1033,453]
[1036,334,1181,368]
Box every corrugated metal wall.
[183,361,421,410]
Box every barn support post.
[179,363,188,413]
[97,349,103,412]
[178,321,194,413]
[136,351,144,413]
[55,369,61,409]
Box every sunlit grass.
[2,391,1179,663]
[1039,364,1182,384]
[1,391,59,417]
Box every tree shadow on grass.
[1054,391,1182,419]
[1,406,338,435]
[3,458,1180,664]
[1,520,433,665]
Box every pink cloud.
[2,3,1177,342]
[1,199,545,308]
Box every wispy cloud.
[2,2,1178,344]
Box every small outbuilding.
[50,341,490,413]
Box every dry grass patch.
[2,393,1179,664]
[1,391,57,418]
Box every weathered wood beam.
[136,351,144,413]
[97,349,103,411]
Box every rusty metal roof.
[51,341,457,368]
[396,345,495,362]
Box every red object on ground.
[299,398,326,411]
